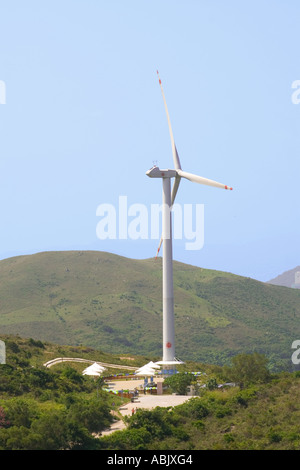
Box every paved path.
[43,358,192,437]
[100,380,192,437]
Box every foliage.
[101,407,182,450]
[101,371,300,450]
[66,395,112,434]
[99,427,152,450]
[223,353,271,387]
[164,372,194,395]
[0,392,113,450]
[206,377,218,390]
[0,407,9,428]
[175,398,209,420]
[0,408,97,450]
[127,407,178,439]
[1,334,300,450]
[0,336,123,450]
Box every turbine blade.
[155,236,163,259]
[157,70,182,170]
[178,169,233,190]
[171,174,181,206]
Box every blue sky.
[0,0,299,282]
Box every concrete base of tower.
[156,358,184,377]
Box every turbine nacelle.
[147,166,233,190]
[146,166,177,179]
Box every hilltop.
[0,250,299,370]
[267,266,300,288]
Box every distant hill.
[267,266,300,288]
[0,250,300,370]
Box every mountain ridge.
[267,265,300,288]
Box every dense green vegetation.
[1,335,300,450]
[0,335,147,450]
[100,357,300,451]
[164,371,195,395]
[100,372,300,450]
[0,250,299,369]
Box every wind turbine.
[146,71,233,373]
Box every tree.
[206,377,218,390]
[67,395,113,434]
[164,372,194,395]
[224,353,270,387]
[127,407,176,440]
[61,366,84,384]
[0,407,9,428]
[4,398,39,428]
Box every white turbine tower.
[147,71,233,374]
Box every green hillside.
[0,250,299,370]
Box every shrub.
[164,372,194,395]
[176,398,209,420]
[233,388,257,407]
[172,427,190,442]
[67,396,113,434]
[192,420,205,430]
[128,407,176,440]
[101,427,151,450]
[268,429,282,443]
[3,398,39,428]
[224,433,235,443]
[28,338,45,349]
[0,407,9,428]
[224,353,270,387]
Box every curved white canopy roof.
[82,362,106,376]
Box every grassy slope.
[0,250,300,369]
[1,333,152,373]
